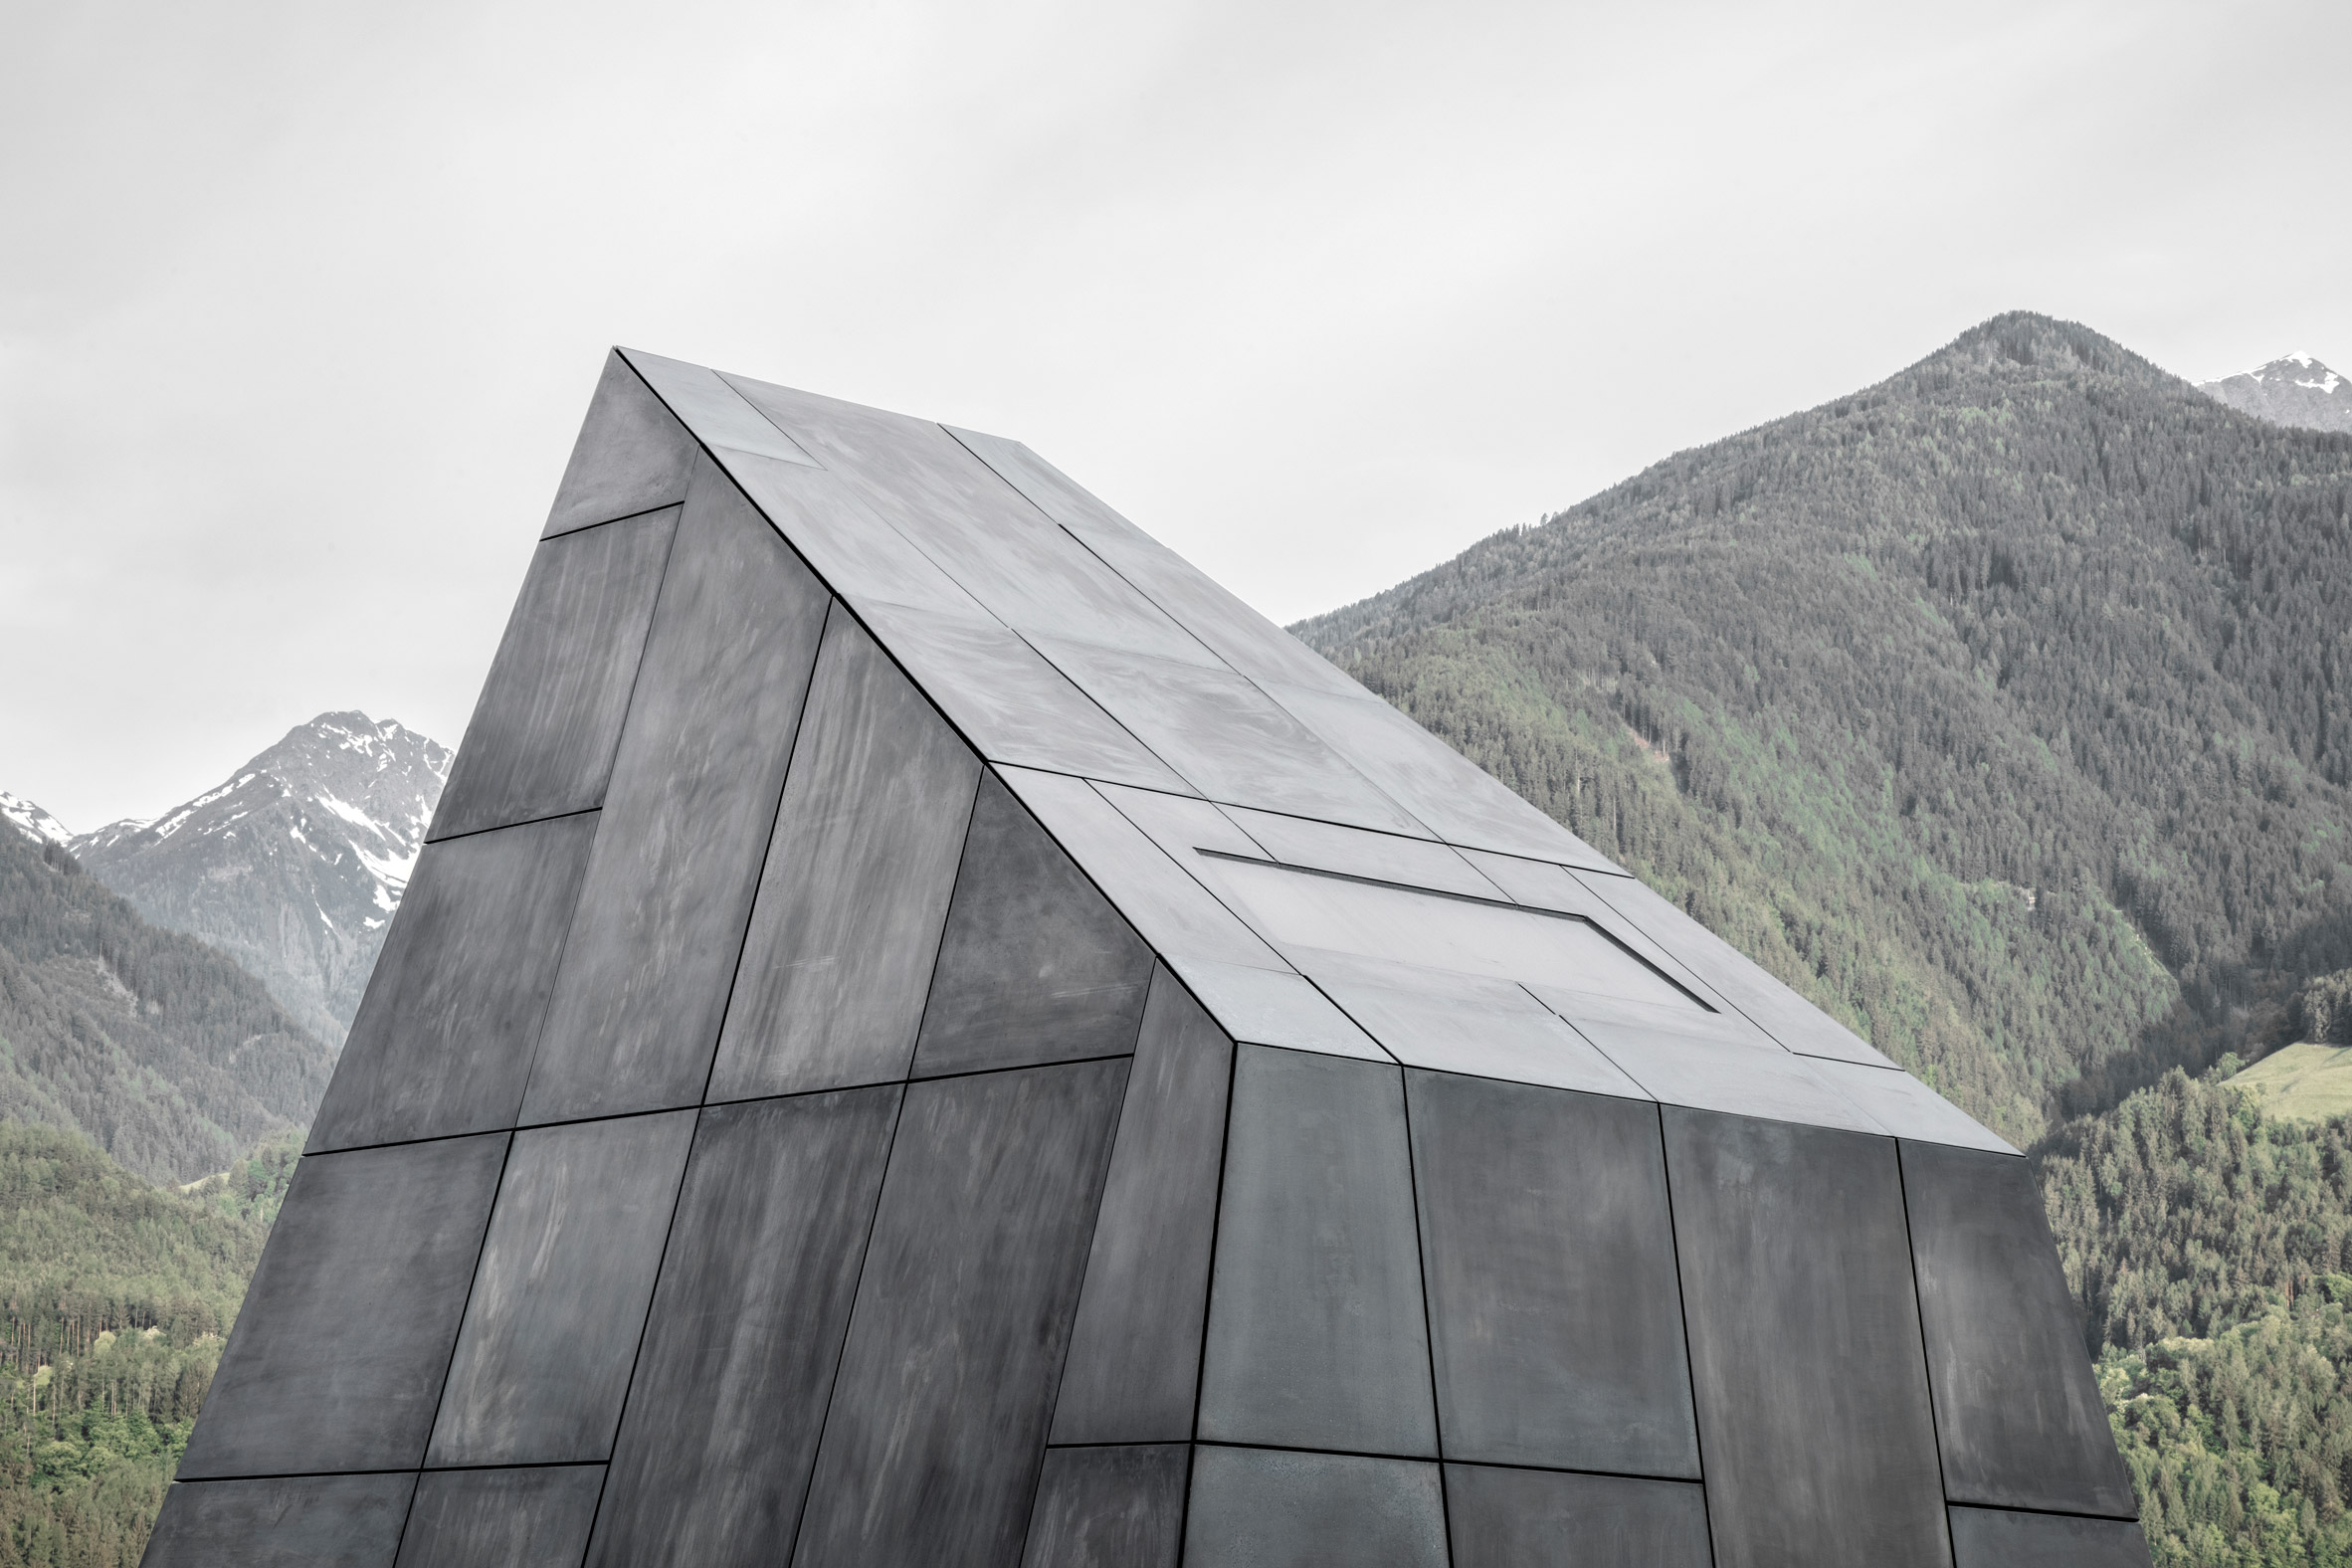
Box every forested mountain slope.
[0,1122,289,1568]
[1297,312,2352,1144]
[0,826,332,1184]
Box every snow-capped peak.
[2199,351,2352,436]
[0,791,72,848]
[68,711,452,1044]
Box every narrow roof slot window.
[1200,853,1703,1011]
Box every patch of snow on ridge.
[356,840,419,899]
[316,791,386,836]
[0,792,72,847]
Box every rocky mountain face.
[70,713,451,1046]
[2200,351,2352,434]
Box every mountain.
[1295,311,2352,1147]
[71,713,450,1046]
[0,822,334,1184]
[0,792,71,849]
[2200,352,2352,435]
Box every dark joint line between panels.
[409,1128,520,1504]
[173,1459,610,1487]
[1016,1002,1149,1550]
[1892,1140,1964,1564]
[423,804,602,849]
[1183,1438,1706,1487]
[1396,1071,1457,1555]
[781,1059,914,1566]
[1945,1498,2148,1524]
[304,1052,1148,1162]
[541,499,686,544]
[1653,1099,1722,1552]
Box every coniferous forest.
[11,310,2352,1563]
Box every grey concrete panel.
[1815,1059,2018,1154]
[1199,1046,1438,1456]
[428,1110,695,1466]
[1524,978,1770,1052]
[143,1474,415,1568]
[722,376,1220,666]
[1022,1446,1188,1568]
[794,1059,1128,1568]
[1408,1072,1698,1474]
[310,813,598,1151]
[1031,636,1429,835]
[1947,1507,2152,1568]
[589,1088,898,1568]
[999,768,1287,972]
[717,448,984,614]
[711,613,981,1099]
[1664,1108,1949,1568]
[940,424,1156,546]
[624,348,820,466]
[1904,1139,2136,1516]
[1054,969,1234,1444]
[1300,955,1648,1098]
[1182,1447,1447,1568]
[911,772,1156,1078]
[944,425,1367,699]
[858,601,1195,792]
[395,1467,605,1568]
[178,1135,505,1478]
[1444,1466,1712,1568]
[544,350,698,538]
[1569,869,1900,1068]
[1456,847,1596,909]
[1164,956,1390,1062]
[521,462,831,1122]
[1462,855,1754,1024]
[1094,782,1272,863]
[1226,805,1507,897]
[1263,679,1626,870]
[431,508,678,842]
[1574,1018,1888,1135]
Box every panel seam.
[1895,1139,1962,1566]
[1654,1105,1723,1568]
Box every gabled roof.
[600,347,2013,1155]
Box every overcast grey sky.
[4,0,2344,830]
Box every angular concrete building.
[144,352,2148,1568]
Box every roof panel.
[1030,636,1428,835]
[854,603,1194,793]
[1288,949,1646,1099]
[720,377,1223,667]
[944,426,1368,697]
[621,350,818,467]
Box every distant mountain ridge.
[0,791,71,848]
[68,713,450,1045]
[1297,310,2352,1143]
[2200,351,2352,434]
